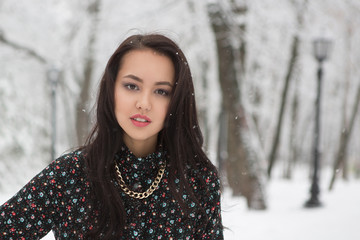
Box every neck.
[123,137,157,158]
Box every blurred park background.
[0,0,359,217]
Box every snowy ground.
[222,171,360,240]
[1,169,360,240]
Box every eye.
[124,83,139,91]
[155,89,170,96]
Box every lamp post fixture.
[305,37,332,208]
[47,66,60,162]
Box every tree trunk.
[208,1,266,209]
[268,0,307,178]
[340,25,352,181]
[329,83,360,190]
[75,0,101,145]
[267,36,299,178]
[217,107,228,184]
[285,88,299,179]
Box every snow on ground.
[222,170,360,240]
[1,169,360,240]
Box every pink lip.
[130,114,152,127]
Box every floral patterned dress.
[0,148,223,239]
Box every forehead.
[118,49,175,83]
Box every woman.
[0,33,223,239]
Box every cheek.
[114,93,129,116]
[115,89,131,107]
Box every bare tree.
[338,24,353,181]
[267,0,308,178]
[75,0,101,145]
[267,36,298,178]
[329,83,360,190]
[0,31,47,64]
[208,0,266,209]
[284,82,300,179]
[328,0,360,190]
[0,28,49,191]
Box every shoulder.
[187,163,221,195]
[39,150,87,182]
[53,150,86,171]
[188,162,220,183]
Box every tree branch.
[0,30,47,64]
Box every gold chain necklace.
[114,162,165,199]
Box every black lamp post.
[47,66,60,161]
[305,37,332,208]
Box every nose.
[135,92,151,111]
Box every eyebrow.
[123,74,173,87]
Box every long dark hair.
[83,33,216,239]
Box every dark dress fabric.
[0,148,223,239]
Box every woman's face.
[114,49,175,153]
